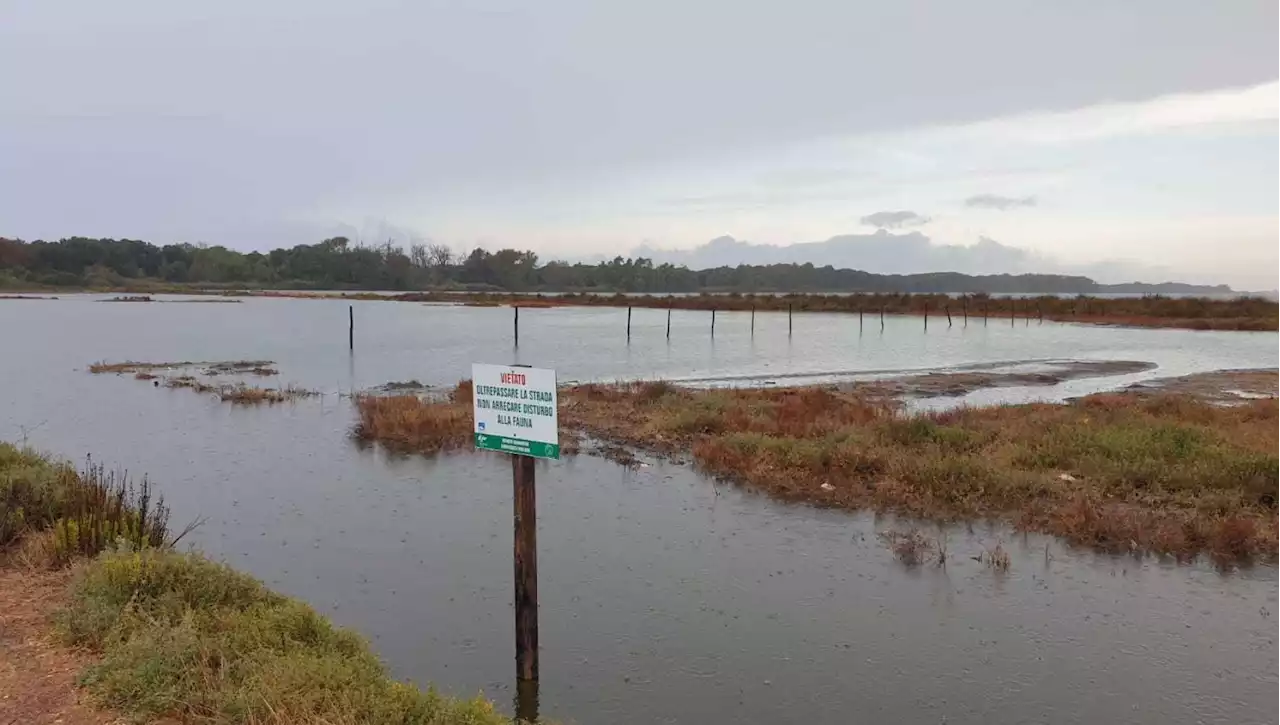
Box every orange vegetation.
[354,380,1278,564]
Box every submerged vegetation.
[0,443,511,725]
[89,359,312,404]
[356,380,1279,564]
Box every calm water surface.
[1,296,1276,724]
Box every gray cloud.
[0,1,1273,248]
[965,194,1038,210]
[860,210,931,229]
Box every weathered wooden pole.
[1011,298,1016,326]
[945,304,952,327]
[859,308,864,332]
[711,308,716,337]
[512,454,538,682]
[788,304,793,336]
[348,305,353,350]
[880,305,885,330]
[627,306,632,341]
[515,678,539,724]
[750,306,755,336]
[666,306,672,339]
[514,306,520,346]
[923,301,929,330]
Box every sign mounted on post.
[472,363,559,460]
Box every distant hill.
[620,231,1228,292]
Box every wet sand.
[850,359,1156,398]
[1123,368,1278,403]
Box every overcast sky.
[2,1,1277,288]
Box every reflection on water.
[0,296,1276,724]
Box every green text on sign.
[475,433,560,460]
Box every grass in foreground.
[0,444,174,564]
[355,381,1279,564]
[1,442,512,725]
[57,549,509,725]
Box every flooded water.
[1,295,1276,724]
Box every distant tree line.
[0,236,1228,294]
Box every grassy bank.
[356,382,1278,564]
[0,443,510,725]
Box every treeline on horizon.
[0,235,1235,294]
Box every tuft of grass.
[980,542,1011,571]
[352,380,474,454]
[0,444,177,564]
[90,360,200,374]
[877,528,937,567]
[57,548,511,725]
[217,383,317,405]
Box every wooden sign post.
[472,363,559,691]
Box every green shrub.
[60,549,510,725]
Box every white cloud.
[947,82,1278,145]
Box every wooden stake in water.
[750,306,755,336]
[923,301,929,330]
[514,306,520,346]
[666,306,671,339]
[859,308,864,332]
[962,296,968,326]
[711,308,716,338]
[788,304,793,336]
[512,454,538,683]
[627,306,632,342]
[348,305,353,350]
[1011,298,1016,326]
[1038,300,1043,324]
[945,304,952,327]
[881,306,885,330]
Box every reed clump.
[0,444,177,564]
[877,528,942,567]
[353,380,474,454]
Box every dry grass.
[89,359,312,404]
[161,377,315,404]
[353,381,473,454]
[355,381,1278,564]
[89,360,200,374]
[202,360,277,376]
[216,383,316,404]
[877,528,944,567]
[90,359,276,375]
[978,542,1012,571]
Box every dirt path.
[0,566,126,725]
